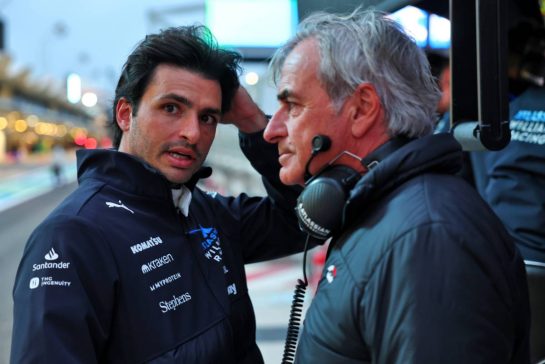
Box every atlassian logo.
[296,202,331,237]
[130,236,163,255]
[141,254,174,274]
[45,248,59,261]
[188,226,222,262]
[159,292,192,313]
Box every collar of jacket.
[76,148,212,200]
[344,133,463,220]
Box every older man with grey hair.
[264,9,530,364]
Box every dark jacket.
[471,86,545,263]
[11,131,305,364]
[295,133,530,363]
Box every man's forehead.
[282,38,319,73]
[277,39,320,94]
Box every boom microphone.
[303,135,331,181]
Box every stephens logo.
[141,254,174,274]
[130,236,163,255]
[159,292,192,313]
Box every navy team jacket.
[11,131,305,363]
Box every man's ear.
[349,83,384,138]
[116,98,133,132]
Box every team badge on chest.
[188,225,223,263]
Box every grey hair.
[270,8,440,137]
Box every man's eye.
[164,104,178,113]
[200,114,218,125]
[286,102,293,111]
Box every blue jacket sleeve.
[11,216,118,364]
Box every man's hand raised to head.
[222,87,268,134]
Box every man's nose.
[178,114,201,144]
[263,111,286,144]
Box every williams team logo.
[188,225,223,262]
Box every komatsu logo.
[130,236,163,254]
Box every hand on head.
[222,86,268,133]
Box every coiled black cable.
[281,235,311,364]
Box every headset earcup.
[295,166,360,240]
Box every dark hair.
[111,25,242,148]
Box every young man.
[264,9,530,363]
[11,26,305,363]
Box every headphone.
[295,135,412,240]
[295,135,360,240]
[295,164,360,240]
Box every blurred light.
[0,117,7,130]
[429,14,451,49]
[14,119,28,133]
[56,125,68,137]
[244,72,259,86]
[73,128,88,146]
[100,136,113,148]
[389,6,451,50]
[85,137,97,149]
[206,0,298,48]
[389,6,428,47]
[81,92,98,107]
[74,135,87,146]
[35,122,55,136]
[26,114,39,127]
[23,132,38,145]
[70,127,87,138]
[67,73,82,103]
[34,122,45,135]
